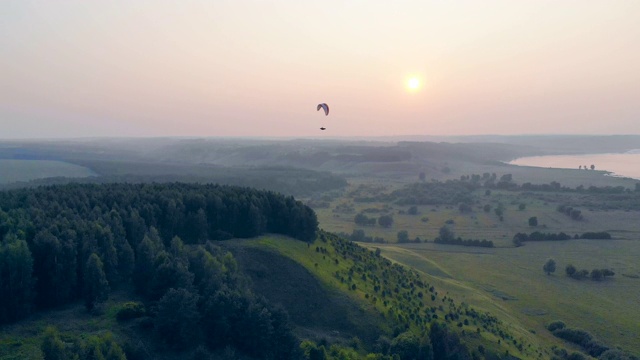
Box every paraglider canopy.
[317,103,329,116]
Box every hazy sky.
[2,1,639,138]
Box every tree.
[0,234,35,323]
[458,203,472,213]
[590,269,603,281]
[155,288,200,349]
[355,213,375,226]
[543,258,556,275]
[518,203,526,211]
[350,229,366,242]
[590,164,595,170]
[378,215,394,228]
[41,326,66,360]
[438,226,455,242]
[528,216,538,227]
[565,264,576,277]
[83,253,109,311]
[397,230,410,243]
[408,206,418,215]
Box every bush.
[547,320,566,332]
[117,302,146,321]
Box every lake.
[509,151,640,180]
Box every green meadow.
[0,159,95,184]
[371,240,640,354]
[313,171,640,356]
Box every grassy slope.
[222,239,387,344]
[0,287,142,360]
[243,235,550,359]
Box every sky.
[1,0,639,139]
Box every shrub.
[547,320,566,332]
[117,302,146,321]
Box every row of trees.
[543,259,615,281]
[546,321,637,359]
[354,213,394,228]
[0,183,318,324]
[514,231,613,246]
[565,265,615,281]
[435,226,494,248]
[557,205,584,221]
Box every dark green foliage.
[41,327,126,360]
[116,302,146,321]
[430,321,471,360]
[438,226,454,242]
[155,288,201,350]
[512,231,572,243]
[528,216,538,227]
[378,214,394,228]
[565,265,615,281]
[83,253,109,311]
[552,327,610,357]
[547,320,566,332]
[0,233,34,323]
[590,269,603,281]
[435,226,493,248]
[41,326,66,360]
[355,213,377,226]
[566,352,587,360]
[390,331,433,360]
[397,230,410,243]
[0,182,318,324]
[543,259,556,275]
[599,349,638,360]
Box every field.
[0,160,95,185]
[371,240,640,354]
[313,168,640,356]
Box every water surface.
[510,152,640,180]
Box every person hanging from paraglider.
[317,103,329,130]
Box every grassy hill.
[1,233,553,359]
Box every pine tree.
[83,253,109,311]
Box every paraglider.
[317,103,329,116]
[317,103,329,130]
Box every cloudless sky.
[2,0,639,138]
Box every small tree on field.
[565,264,576,277]
[590,269,603,281]
[378,215,394,228]
[397,230,410,243]
[543,258,556,275]
[438,226,455,242]
[528,216,538,227]
[519,203,526,211]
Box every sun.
[407,77,421,91]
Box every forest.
[0,183,317,324]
